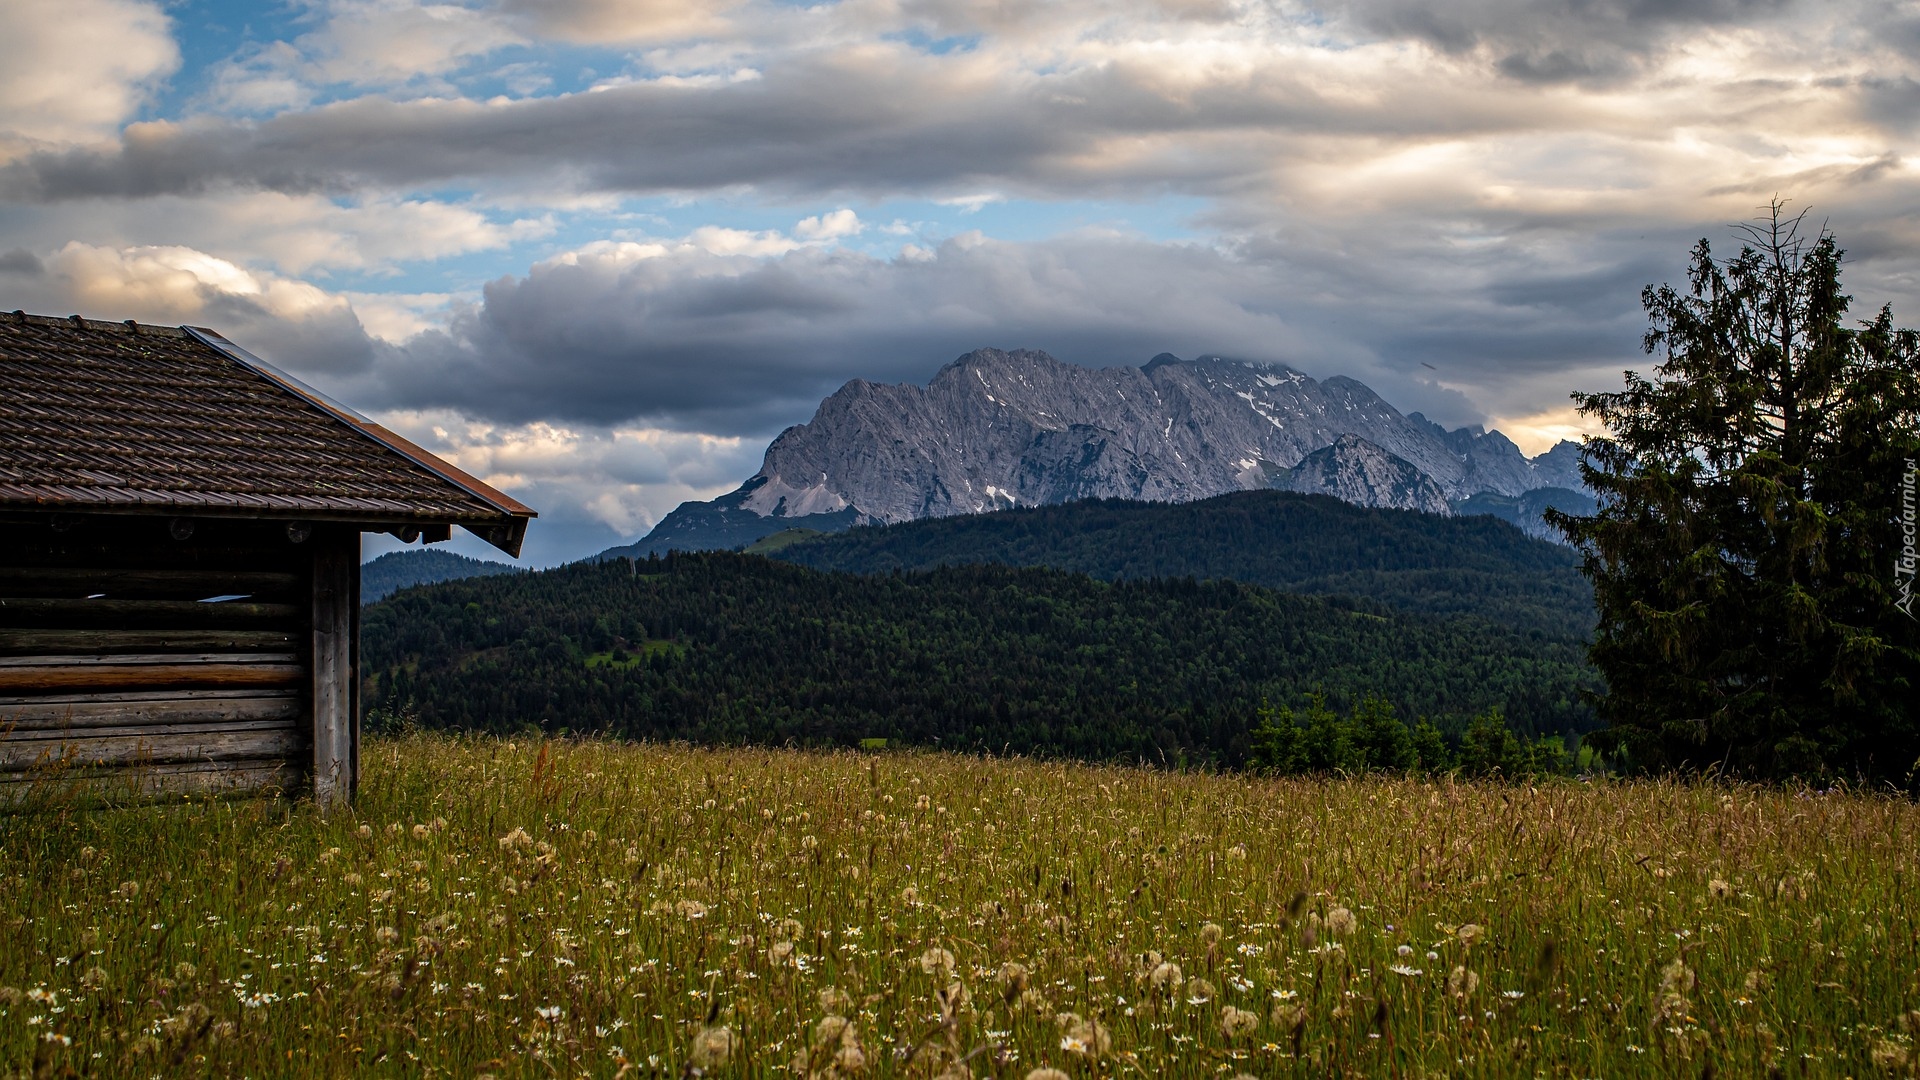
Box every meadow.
[2,735,1917,1078]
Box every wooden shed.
[0,312,535,807]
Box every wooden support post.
[311,529,358,808]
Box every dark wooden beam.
[311,528,356,808]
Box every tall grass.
[2,734,1916,1077]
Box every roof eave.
[180,325,535,554]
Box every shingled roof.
[0,312,534,555]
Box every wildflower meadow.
[2,734,1917,1077]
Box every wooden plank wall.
[0,519,316,805]
[311,531,356,808]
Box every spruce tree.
[1551,204,1920,784]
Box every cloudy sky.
[2,0,1917,563]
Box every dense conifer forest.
[361,548,522,603]
[768,491,1594,640]
[362,552,1599,766]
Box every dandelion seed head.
[1447,966,1479,999]
[814,1015,852,1047]
[1708,878,1733,899]
[1149,961,1184,995]
[1055,1013,1110,1057]
[1201,922,1224,945]
[941,980,972,1015]
[356,825,372,839]
[1456,923,1485,946]
[1660,959,1695,995]
[997,961,1030,996]
[1870,1041,1911,1070]
[1220,1004,1260,1038]
[1326,906,1357,937]
[919,946,956,976]
[688,1025,734,1069]
[412,824,430,841]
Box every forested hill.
[362,549,522,604]
[771,491,1594,640]
[362,552,1599,765]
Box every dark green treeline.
[363,552,1597,767]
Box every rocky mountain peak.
[1279,434,1453,516]
[618,348,1593,555]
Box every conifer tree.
[1552,204,1920,784]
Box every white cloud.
[310,1,527,86]
[370,408,763,562]
[1,192,554,280]
[0,241,381,382]
[497,0,736,45]
[934,193,1005,213]
[341,291,457,342]
[201,42,317,115]
[201,0,527,113]
[0,0,178,148]
[795,208,863,241]
[683,225,803,257]
[44,242,349,324]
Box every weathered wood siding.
[0,519,355,805]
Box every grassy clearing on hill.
[3,736,1918,1078]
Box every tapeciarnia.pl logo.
[1899,458,1917,619]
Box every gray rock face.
[1454,486,1599,543]
[636,349,1591,550]
[1278,434,1454,516]
[1528,440,1588,491]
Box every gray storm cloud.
[0,0,1888,207]
[1343,0,1797,83]
[0,56,1457,204]
[356,224,1674,439]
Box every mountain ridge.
[361,548,522,604]
[613,349,1588,557]
[768,489,1594,641]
